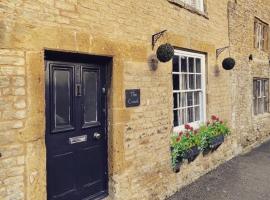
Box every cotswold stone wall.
[0,0,268,200]
[229,0,270,151]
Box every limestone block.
[55,0,75,11]
[0,67,25,76]
[14,99,26,109]
[12,77,25,87]
[0,76,10,88]
[0,145,24,158]
[13,88,26,96]
[0,56,25,66]
[25,139,46,200]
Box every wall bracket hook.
[152,30,167,50]
[216,46,229,59]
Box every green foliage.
[171,129,201,167]
[171,115,231,167]
[199,119,230,151]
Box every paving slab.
[167,140,270,200]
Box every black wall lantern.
[152,30,174,63]
[216,46,235,70]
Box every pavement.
[167,140,270,200]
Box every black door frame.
[44,50,112,200]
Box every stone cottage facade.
[0,0,270,200]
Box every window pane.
[189,74,195,89]
[180,92,187,107]
[257,80,261,97]
[196,75,201,89]
[196,58,201,73]
[264,97,268,112]
[179,109,186,125]
[83,71,98,123]
[188,57,194,73]
[180,74,188,90]
[173,93,178,109]
[254,99,257,115]
[173,74,180,90]
[194,92,200,105]
[264,80,268,96]
[188,107,194,123]
[54,70,71,127]
[173,56,179,72]
[253,80,257,98]
[181,56,187,72]
[195,106,200,121]
[262,80,266,96]
[182,108,187,125]
[187,92,193,106]
[173,110,179,127]
[263,25,268,50]
[258,98,264,114]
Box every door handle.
[93,132,102,140]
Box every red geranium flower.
[211,115,217,120]
[190,127,194,131]
[178,131,183,137]
[184,124,191,130]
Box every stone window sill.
[168,0,209,19]
[253,112,270,120]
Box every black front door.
[45,59,108,200]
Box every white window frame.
[254,18,269,51]
[253,78,269,115]
[173,50,206,132]
[183,0,204,12]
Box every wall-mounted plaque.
[125,89,140,107]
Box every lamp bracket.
[216,46,229,59]
[152,30,167,50]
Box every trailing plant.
[199,115,230,151]
[171,124,201,167]
[171,115,230,168]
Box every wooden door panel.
[46,60,108,200]
[47,152,76,200]
[77,146,104,187]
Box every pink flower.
[178,131,183,137]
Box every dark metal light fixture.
[216,46,236,70]
[151,30,174,63]
[249,54,253,61]
[156,43,174,63]
[222,58,236,70]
